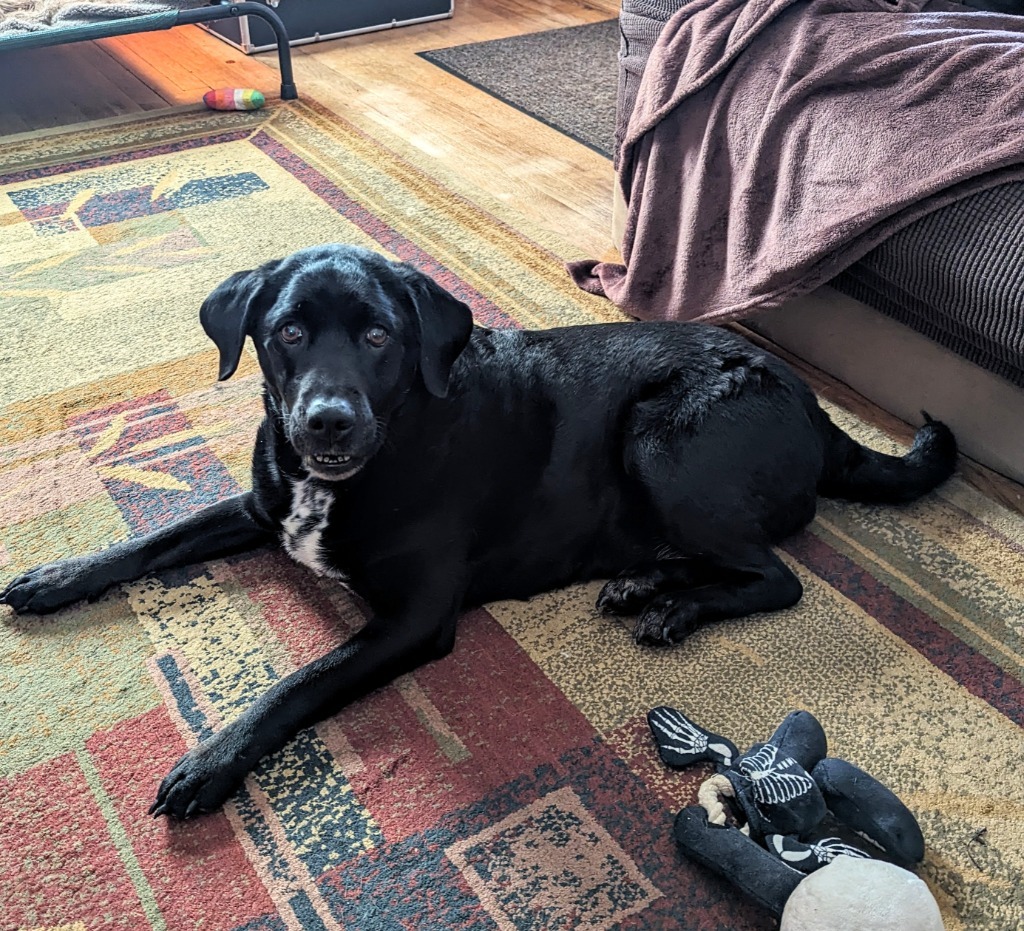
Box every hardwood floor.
[287,0,620,261]
[1,0,1020,510]
[0,27,272,134]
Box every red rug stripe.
[223,550,363,668]
[86,707,278,931]
[0,752,151,931]
[339,608,597,843]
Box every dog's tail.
[818,412,957,505]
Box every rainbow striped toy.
[202,88,267,111]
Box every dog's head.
[200,244,474,481]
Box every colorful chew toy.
[203,88,266,112]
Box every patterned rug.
[0,100,1022,931]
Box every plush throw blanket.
[0,0,172,33]
[569,0,1024,323]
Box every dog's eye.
[365,326,389,348]
[279,323,303,345]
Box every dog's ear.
[398,265,474,398]
[200,268,271,381]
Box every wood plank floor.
[0,27,272,134]
[1,0,1020,510]
[287,0,620,261]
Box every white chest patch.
[280,479,345,579]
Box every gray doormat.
[419,20,618,159]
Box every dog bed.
[0,0,297,100]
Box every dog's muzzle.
[290,397,377,480]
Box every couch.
[613,0,1024,485]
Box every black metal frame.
[180,2,297,100]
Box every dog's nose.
[305,399,357,440]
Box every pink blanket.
[569,0,1024,322]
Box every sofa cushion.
[831,183,1024,388]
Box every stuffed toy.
[202,88,266,112]
[649,707,944,929]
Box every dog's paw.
[0,556,111,615]
[151,734,247,820]
[632,594,700,646]
[596,576,659,616]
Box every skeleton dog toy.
[648,707,944,929]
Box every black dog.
[0,244,956,820]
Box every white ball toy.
[781,857,944,931]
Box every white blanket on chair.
[0,0,174,34]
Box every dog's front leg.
[0,493,273,614]
[151,600,460,820]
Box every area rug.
[419,20,617,158]
[0,100,1022,931]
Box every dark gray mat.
[419,20,618,158]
